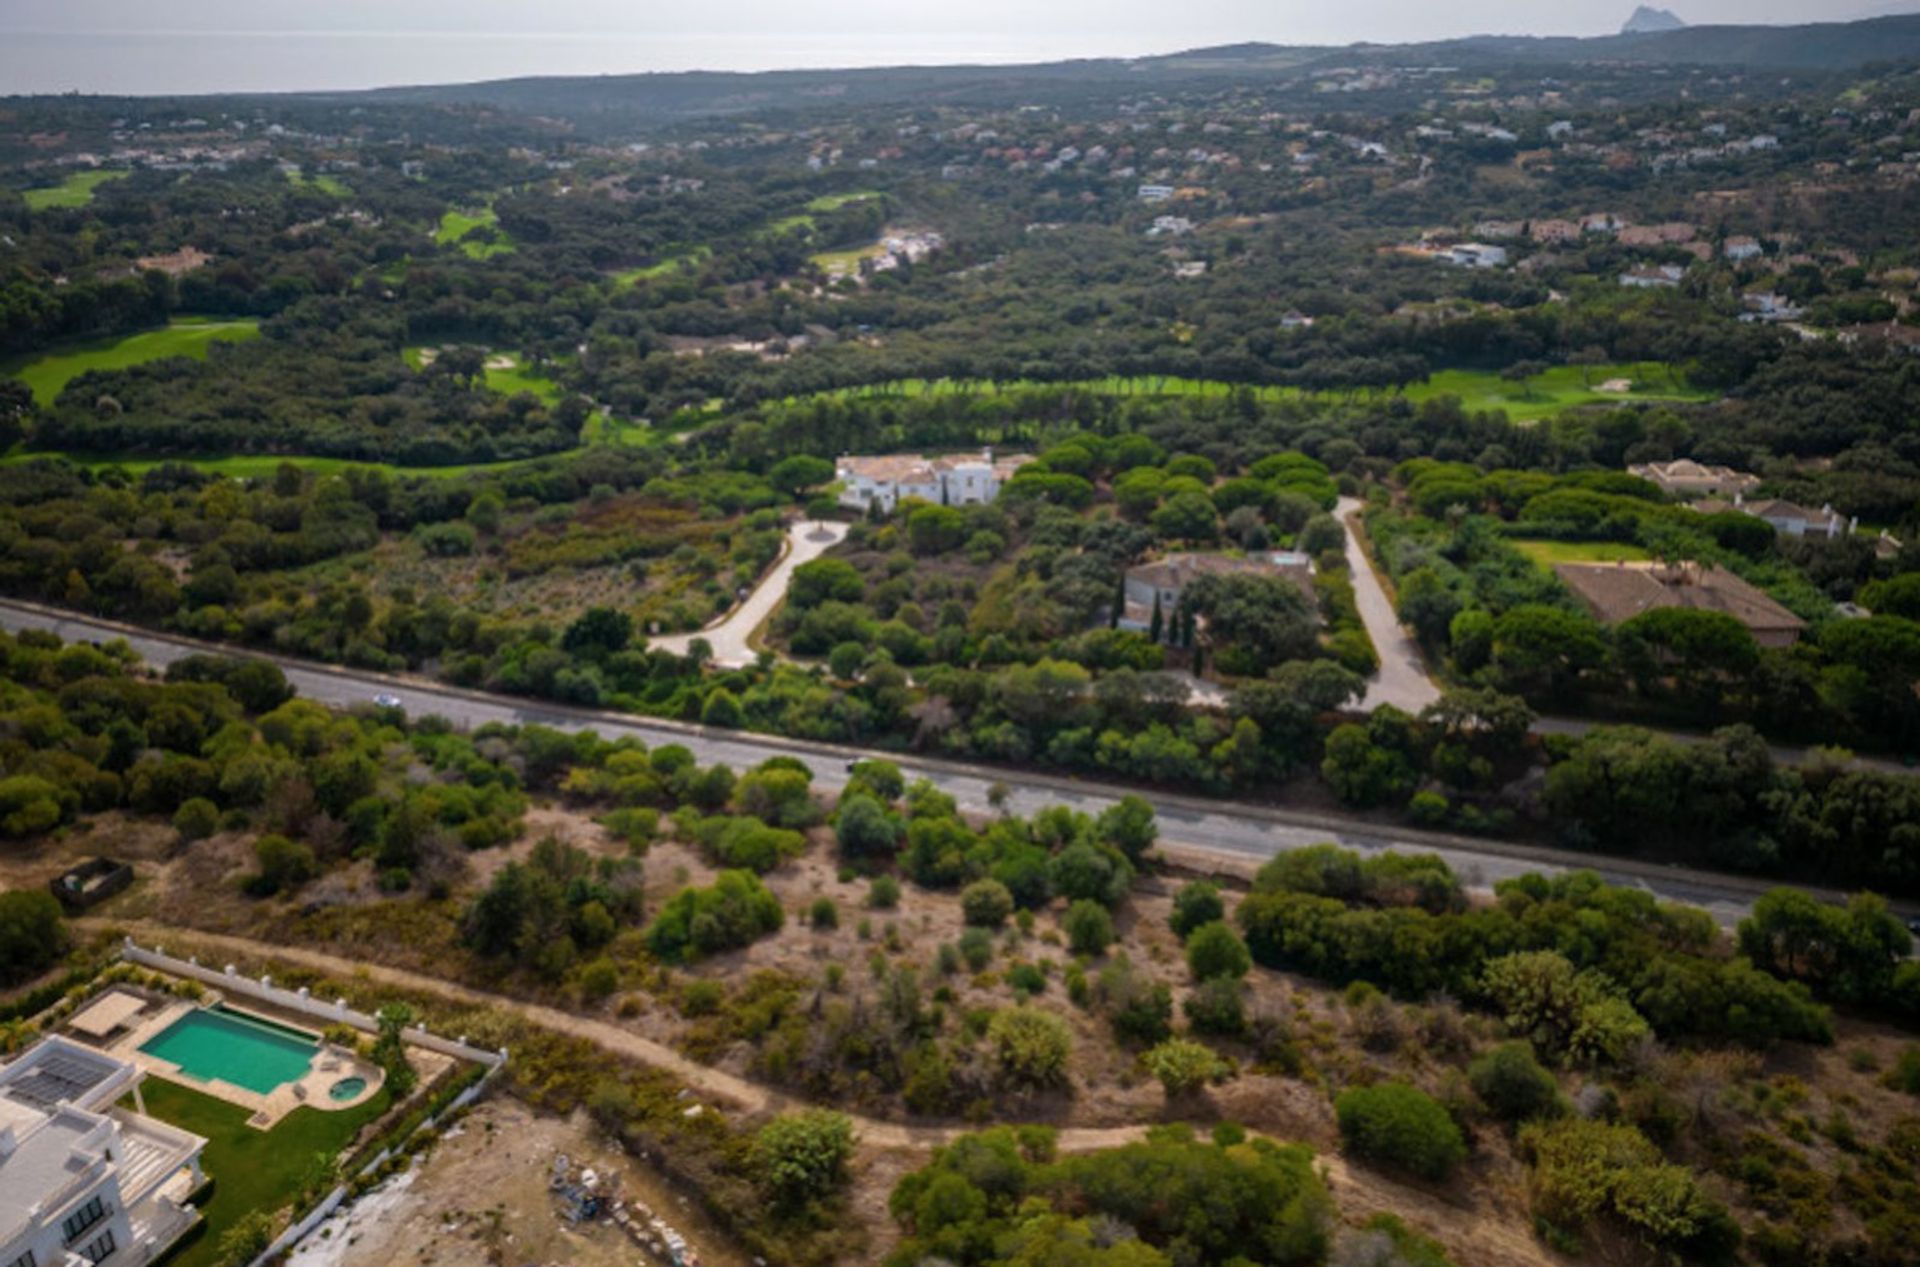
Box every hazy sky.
[0,0,1909,96]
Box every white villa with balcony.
[0,1036,205,1267]
[835,449,1031,514]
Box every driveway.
[1336,496,1442,714]
[649,519,848,667]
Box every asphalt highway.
[2,597,1903,931]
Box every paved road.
[5,597,1888,931]
[1336,496,1442,715]
[649,520,848,668]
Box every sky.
[0,0,1909,96]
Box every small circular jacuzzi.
[327,1075,368,1102]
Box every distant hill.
[305,11,1920,128]
[1622,6,1688,35]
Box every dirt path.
[99,921,1550,1263]
[648,519,848,668]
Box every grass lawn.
[434,206,514,259]
[1511,538,1652,566]
[135,1075,390,1267]
[3,317,261,405]
[20,169,128,210]
[609,246,712,286]
[811,243,886,275]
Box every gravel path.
[649,519,848,668]
[1337,496,1442,714]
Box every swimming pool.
[138,1006,318,1095]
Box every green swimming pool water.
[139,1007,317,1095]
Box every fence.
[115,941,510,1267]
[121,941,508,1069]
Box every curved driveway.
[648,519,847,667]
[1336,496,1442,714]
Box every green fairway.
[805,190,881,212]
[434,206,514,259]
[1511,538,1653,567]
[20,169,128,210]
[402,346,561,404]
[812,243,886,275]
[285,168,350,197]
[132,1075,390,1267]
[609,246,713,286]
[786,361,1710,422]
[4,318,261,405]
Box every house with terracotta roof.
[1736,496,1851,539]
[1555,561,1806,647]
[835,449,1030,513]
[1627,458,1760,499]
[1118,551,1316,642]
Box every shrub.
[1469,1042,1563,1125]
[172,796,220,841]
[1062,900,1114,956]
[754,1110,856,1209]
[1335,1082,1467,1180]
[1887,1046,1920,1096]
[961,879,1015,928]
[1007,963,1046,997]
[1184,977,1248,1037]
[867,875,901,909]
[645,870,784,962]
[1169,880,1226,939]
[1185,920,1252,982]
[576,958,619,1000]
[1095,956,1173,1046]
[958,927,995,971]
[1521,1117,1739,1259]
[0,890,66,987]
[249,833,317,896]
[810,898,840,931]
[1143,1038,1230,1097]
[988,1008,1073,1090]
[835,795,901,860]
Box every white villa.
[835,449,1032,514]
[0,1036,206,1267]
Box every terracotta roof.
[1555,562,1805,634]
[1741,498,1846,530]
[1128,551,1315,600]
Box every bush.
[576,958,619,1000]
[958,927,995,970]
[172,796,220,841]
[1185,920,1252,982]
[1095,956,1173,1046]
[645,870,784,962]
[1184,976,1248,1037]
[835,795,901,860]
[1335,1082,1467,1180]
[754,1109,856,1209]
[867,875,901,909]
[810,898,840,930]
[249,833,317,896]
[1469,1042,1563,1125]
[987,1008,1073,1090]
[1143,1038,1230,1097]
[0,890,67,987]
[1169,880,1226,939]
[961,879,1015,928]
[1062,900,1114,956]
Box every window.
[61,1195,108,1243]
[8,1251,38,1267]
[77,1231,116,1265]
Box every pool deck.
[100,992,392,1130]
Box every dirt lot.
[289,1098,749,1267]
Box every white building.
[1137,184,1175,202]
[1620,264,1685,289]
[835,449,1031,514]
[1444,243,1508,269]
[1723,236,1764,261]
[1736,495,1852,539]
[1146,215,1195,237]
[0,1036,206,1267]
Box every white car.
[372,692,402,709]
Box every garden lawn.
[401,347,561,405]
[805,190,881,211]
[20,169,128,209]
[811,244,886,274]
[4,318,261,405]
[1511,538,1653,566]
[284,169,350,197]
[609,246,712,286]
[134,1075,390,1267]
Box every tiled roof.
[1555,562,1805,634]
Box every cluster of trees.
[885,1124,1337,1267]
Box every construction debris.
[550,1152,702,1267]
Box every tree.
[1468,1042,1562,1125]
[1096,796,1158,863]
[1736,888,1909,1006]
[1395,568,1462,647]
[1490,605,1608,699]
[0,890,66,987]
[908,504,967,555]
[789,558,865,609]
[988,1007,1073,1089]
[769,454,836,498]
[1169,881,1226,939]
[1182,572,1317,670]
[1150,490,1220,543]
[836,794,901,860]
[645,870,784,962]
[250,834,317,896]
[172,796,220,842]
[1143,1038,1229,1098]
[1185,921,1252,981]
[1335,1083,1467,1180]
[961,878,1015,927]
[1063,900,1115,956]
[700,688,744,728]
[755,1109,856,1209]
[561,607,634,659]
[1320,723,1415,808]
[373,1002,418,1097]
[1480,950,1650,1066]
